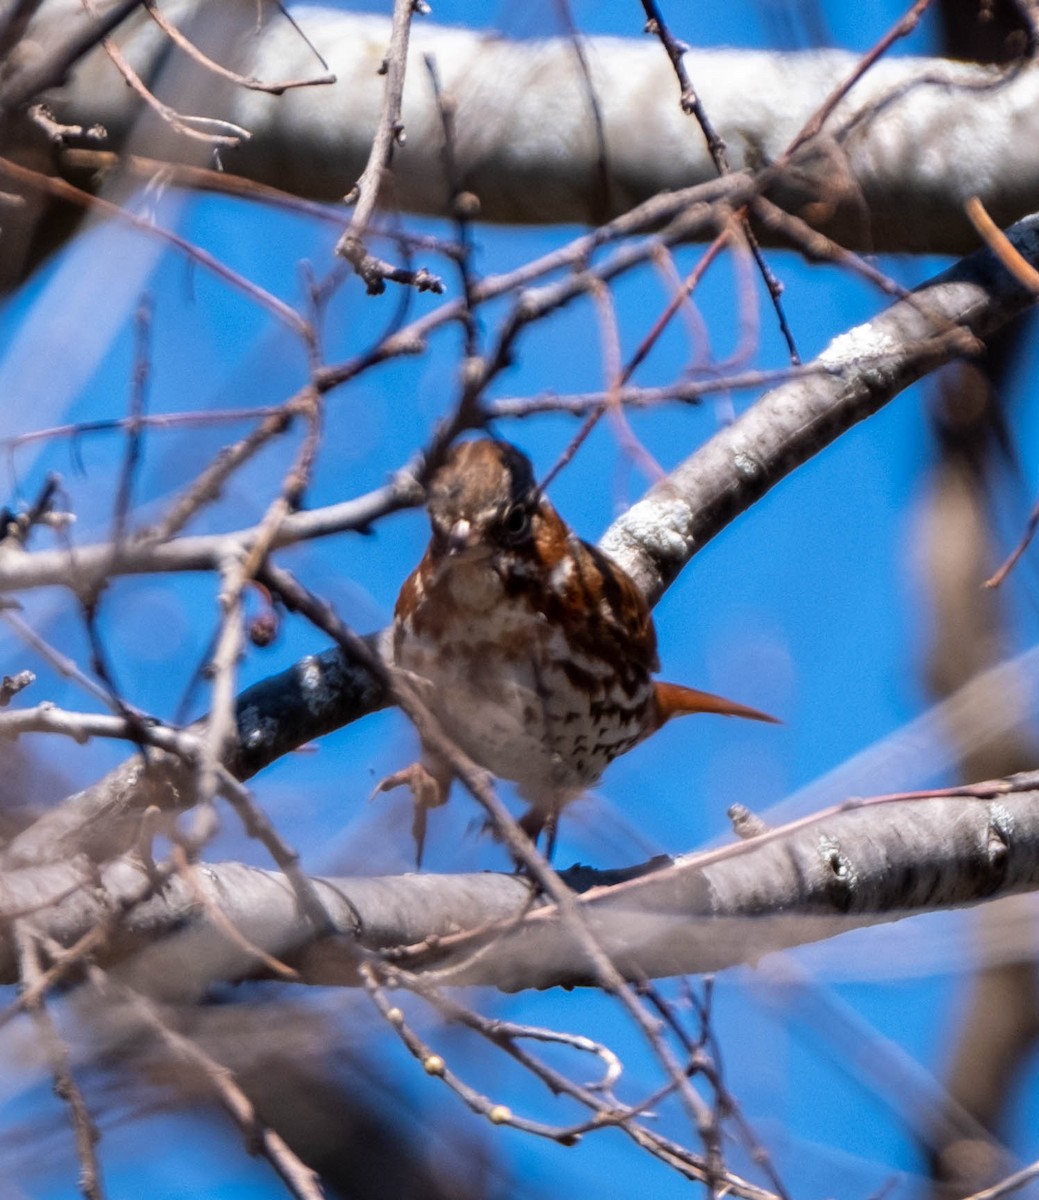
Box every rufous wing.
[653,681,779,729]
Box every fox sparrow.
[379,438,776,860]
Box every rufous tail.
[653,681,779,729]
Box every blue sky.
[4,0,1039,1196]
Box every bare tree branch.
[29,5,1039,253]
[602,211,1039,602]
[3,774,1038,994]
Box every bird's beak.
[446,518,473,556]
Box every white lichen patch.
[238,705,278,750]
[601,495,694,570]
[818,323,899,367]
[731,449,762,479]
[296,655,334,711]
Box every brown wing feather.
[566,535,660,674]
[653,681,779,730]
[393,553,433,649]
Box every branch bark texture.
[18,3,1039,253]
[2,779,1035,994]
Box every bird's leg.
[542,807,560,862]
[516,799,560,868]
[517,805,545,847]
[371,756,452,866]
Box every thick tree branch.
[602,211,1039,602]
[1,638,388,867]
[29,4,1039,253]
[2,776,1038,993]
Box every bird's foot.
[371,761,448,809]
[371,762,450,867]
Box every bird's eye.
[500,504,531,542]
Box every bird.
[377,438,777,862]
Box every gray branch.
[601,212,1039,603]
[19,3,1039,253]
[2,778,1036,994]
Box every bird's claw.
[370,762,447,809]
[371,762,449,867]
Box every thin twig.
[485,362,836,418]
[0,466,424,594]
[0,156,312,340]
[963,1158,1039,1200]
[423,53,479,354]
[15,926,105,1200]
[59,151,465,258]
[783,0,935,157]
[365,959,776,1198]
[81,960,326,1200]
[256,562,735,1152]
[141,407,296,546]
[0,404,287,456]
[639,0,800,362]
[0,703,195,755]
[336,0,442,294]
[80,0,248,146]
[142,0,335,93]
[966,195,1039,294]
[984,497,1039,589]
[555,0,613,223]
[540,226,731,492]
[361,962,584,1141]
[111,297,151,547]
[214,766,340,937]
[170,843,300,979]
[589,278,664,482]
[0,609,121,711]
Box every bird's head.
[426,439,540,561]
